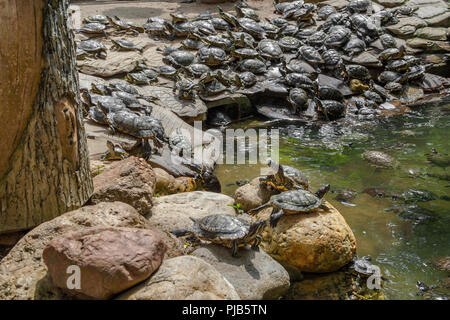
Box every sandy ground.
[73,0,278,24]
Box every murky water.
[216,103,450,300]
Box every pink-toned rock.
[43,227,167,300]
[91,157,156,215]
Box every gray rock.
[387,17,427,38]
[117,256,241,300]
[192,244,290,300]
[374,0,406,7]
[414,27,449,40]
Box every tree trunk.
[0,0,93,234]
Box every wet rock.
[90,157,156,215]
[43,227,167,300]
[192,244,290,300]
[256,202,357,273]
[77,50,145,77]
[117,256,240,300]
[407,38,450,52]
[348,51,382,67]
[386,17,427,38]
[401,189,438,202]
[333,189,358,203]
[374,0,406,7]
[146,191,237,233]
[362,151,398,168]
[233,177,277,212]
[0,202,185,300]
[385,204,437,223]
[153,168,197,195]
[414,27,449,41]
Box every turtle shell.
[192,214,249,240]
[271,190,322,213]
[258,39,283,60]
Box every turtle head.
[315,184,330,199]
[247,220,267,238]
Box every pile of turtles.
[76,0,449,125]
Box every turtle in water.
[259,159,309,192]
[248,185,331,222]
[101,140,129,161]
[170,214,279,257]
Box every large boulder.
[256,202,357,273]
[192,244,290,300]
[146,191,237,232]
[117,256,240,300]
[90,157,156,215]
[43,227,167,300]
[233,177,277,212]
[0,202,185,300]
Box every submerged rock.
[43,227,167,300]
[192,244,290,300]
[117,256,241,300]
[362,151,398,168]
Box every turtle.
[211,17,231,31]
[317,5,337,20]
[101,140,129,161]
[407,64,430,81]
[259,159,310,192]
[306,31,327,48]
[185,63,211,78]
[266,17,289,28]
[230,46,260,60]
[91,83,109,95]
[78,22,107,36]
[283,59,316,76]
[162,50,195,68]
[165,21,195,38]
[364,90,384,104]
[280,24,299,37]
[181,33,206,51]
[173,76,197,101]
[227,31,256,48]
[314,98,346,120]
[378,45,406,62]
[318,85,344,102]
[110,91,141,107]
[140,69,159,83]
[108,16,139,36]
[201,35,232,51]
[379,33,397,49]
[237,18,266,40]
[378,70,403,84]
[170,13,188,24]
[198,78,230,97]
[278,36,301,52]
[169,128,192,157]
[89,106,108,125]
[95,96,127,114]
[239,58,266,74]
[324,26,351,48]
[207,108,232,127]
[197,46,227,66]
[248,185,331,223]
[144,21,167,40]
[384,81,403,93]
[318,13,349,32]
[217,6,239,28]
[385,59,409,72]
[194,10,213,21]
[76,49,88,60]
[234,71,257,88]
[109,80,140,95]
[83,14,109,25]
[322,49,344,71]
[191,20,217,36]
[344,64,371,81]
[258,21,283,39]
[274,0,304,16]
[350,256,378,278]
[343,37,366,58]
[110,39,142,52]
[285,73,318,91]
[350,14,380,44]
[170,214,275,257]
[257,39,283,60]
[287,88,309,112]
[347,0,371,14]
[78,40,107,59]
[298,46,324,66]
[125,72,152,85]
[234,4,260,22]
[152,65,178,79]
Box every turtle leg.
[170,229,194,237]
[251,236,262,251]
[270,209,284,228]
[247,202,271,216]
[231,241,240,258]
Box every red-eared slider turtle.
[318,85,344,102]
[230,46,259,60]
[285,73,318,91]
[201,34,232,51]
[165,21,195,38]
[140,69,159,82]
[351,256,378,278]
[274,0,304,16]
[234,71,257,88]
[83,14,109,25]
[91,83,109,95]
[257,39,283,60]
[322,49,344,72]
[379,46,406,62]
[258,21,283,39]
[347,0,371,14]
[314,98,346,120]
[198,78,230,97]
[125,72,152,85]
[380,33,397,49]
[76,49,88,60]
[173,76,197,101]
[259,159,310,192]
[234,4,260,22]
[78,22,107,36]
[384,81,403,93]
[78,40,107,59]
[185,63,211,78]
[227,31,256,48]
[344,37,366,58]
[109,80,139,95]
[288,88,309,111]
[101,140,129,161]
[110,91,140,107]
[162,50,195,68]
[407,64,430,81]
[182,38,205,51]
[239,58,267,74]
[278,36,301,52]
[324,26,351,48]
[364,90,383,104]
[96,96,127,114]
[169,128,192,157]
[248,185,330,222]
[108,16,139,36]
[144,21,167,40]
[344,64,371,81]
[317,5,336,20]
[318,12,349,32]
[171,214,275,257]
[378,70,404,84]
[267,17,289,28]
[197,46,227,66]
[350,14,380,44]
[111,39,142,52]
[290,5,316,24]
[385,59,409,72]
[192,20,217,36]
[170,13,188,24]
[152,65,178,79]
[89,106,108,125]
[283,59,317,77]
[211,17,230,31]
[218,6,239,28]
[298,46,324,66]
[280,24,299,37]
[237,18,266,40]
[306,30,327,48]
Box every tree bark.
[0,0,93,234]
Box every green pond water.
[215,103,450,300]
